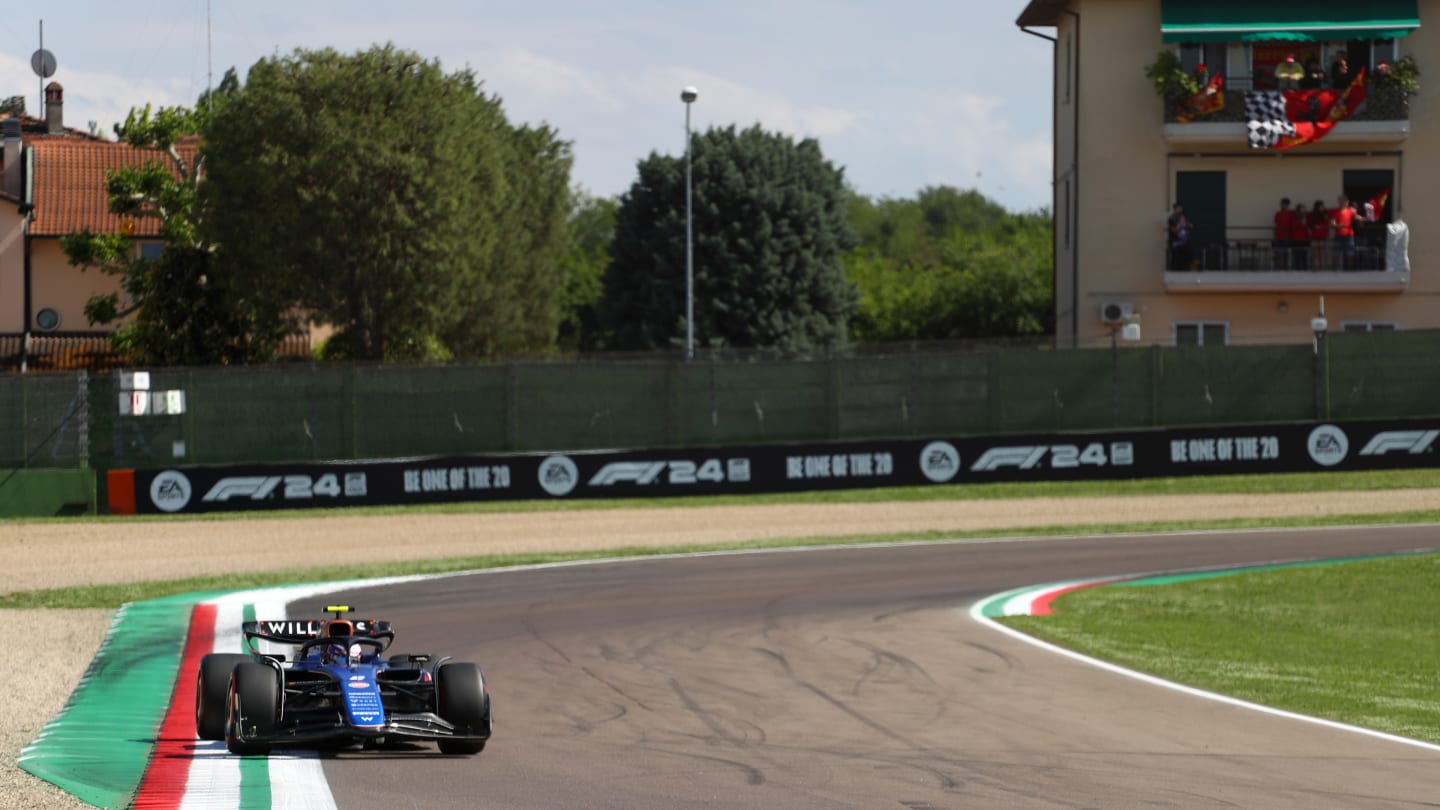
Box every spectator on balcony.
[1273,198,1297,269]
[1289,202,1311,269]
[1358,198,1385,268]
[1308,198,1330,267]
[1167,203,1193,270]
[1275,55,1305,90]
[1330,195,1359,268]
[1301,57,1325,90]
[1330,52,1356,89]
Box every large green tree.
[556,192,616,351]
[845,186,1053,342]
[62,76,291,365]
[201,44,573,361]
[600,125,857,352]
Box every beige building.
[1,84,156,370]
[1017,0,1429,348]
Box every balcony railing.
[1178,237,1386,273]
[1163,226,1406,293]
[1162,77,1411,124]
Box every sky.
[0,2,1054,213]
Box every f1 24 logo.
[588,458,752,486]
[202,473,359,502]
[970,442,1134,472]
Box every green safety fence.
[4,330,1440,474]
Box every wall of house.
[1072,0,1171,347]
[29,238,125,333]
[1053,13,1080,348]
[0,207,23,332]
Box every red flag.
[1275,69,1366,149]
[1176,74,1225,123]
[1367,187,1391,220]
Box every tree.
[556,192,616,351]
[845,187,1053,342]
[61,74,289,365]
[201,44,573,362]
[601,125,857,352]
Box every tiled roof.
[28,137,201,237]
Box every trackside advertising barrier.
[108,417,1440,515]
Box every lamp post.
[681,85,698,360]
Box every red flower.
[1196,64,1206,72]
[1378,62,1392,74]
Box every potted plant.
[1367,54,1419,119]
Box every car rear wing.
[242,618,395,646]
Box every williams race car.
[194,606,492,756]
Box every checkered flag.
[1244,91,1296,149]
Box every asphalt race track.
[292,525,1440,809]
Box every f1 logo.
[1359,430,1439,456]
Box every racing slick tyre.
[196,653,250,740]
[436,662,490,755]
[225,663,279,756]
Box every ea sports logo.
[537,455,579,497]
[919,441,961,483]
[149,470,193,512]
[1306,424,1349,467]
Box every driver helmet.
[323,643,348,665]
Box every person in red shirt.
[1273,198,1296,269]
[1308,198,1330,267]
[1289,202,1311,269]
[1330,195,1358,269]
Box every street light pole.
[681,86,698,361]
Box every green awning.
[1161,0,1419,43]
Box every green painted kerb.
[19,600,191,809]
[1106,552,1427,589]
[238,602,272,809]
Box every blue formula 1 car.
[194,606,492,756]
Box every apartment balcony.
[1162,78,1412,147]
[1164,229,1408,293]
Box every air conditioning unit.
[1100,301,1134,324]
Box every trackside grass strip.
[7,468,1440,525]
[7,508,1440,609]
[1004,552,1440,744]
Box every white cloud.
[481,48,624,114]
[632,68,867,140]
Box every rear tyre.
[225,663,279,756]
[196,653,250,740]
[436,662,490,755]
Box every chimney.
[45,82,63,135]
[1,118,20,200]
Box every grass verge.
[8,468,1440,524]
[6,507,1440,609]
[1004,552,1440,745]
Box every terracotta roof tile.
[29,137,200,237]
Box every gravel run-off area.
[5,488,1438,809]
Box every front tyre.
[436,662,490,755]
[196,653,250,740]
[225,663,279,756]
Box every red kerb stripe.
[1030,580,1118,616]
[132,603,217,809]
